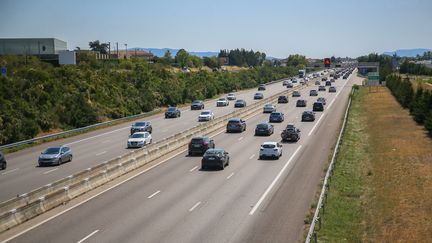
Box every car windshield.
[44,147,60,154]
[134,122,147,126]
[191,138,204,143]
[131,133,145,138]
[271,113,281,116]
[228,93,234,96]
[205,149,223,156]
[201,111,210,115]
[265,104,273,108]
[236,100,244,103]
[228,120,240,124]
[262,144,276,149]
[257,123,268,128]
[168,107,176,111]
[192,100,200,104]
[218,98,225,101]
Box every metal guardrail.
[305,88,355,243]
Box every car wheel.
[58,158,62,166]
[1,162,5,170]
[220,163,225,170]
[69,155,73,162]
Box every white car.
[259,141,283,160]
[198,110,215,122]
[263,104,276,113]
[127,132,152,148]
[282,80,290,86]
[216,98,229,107]
[227,93,236,100]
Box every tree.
[89,40,109,54]
[159,50,174,66]
[203,56,220,69]
[175,49,190,67]
[286,54,307,68]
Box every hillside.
[383,48,431,57]
[129,48,219,57]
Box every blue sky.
[1,0,431,58]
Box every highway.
[1,70,362,243]
[0,76,298,201]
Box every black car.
[0,152,6,170]
[317,97,326,105]
[234,99,247,107]
[226,118,246,133]
[130,121,152,134]
[188,136,215,156]
[269,112,284,123]
[315,80,321,85]
[322,77,327,82]
[310,90,318,96]
[318,85,326,91]
[301,110,316,121]
[325,81,332,86]
[201,149,230,170]
[313,102,324,112]
[329,86,337,92]
[254,93,264,99]
[255,122,274,136]
[292,91,301,97]
[258,84,266,91]
[165,107,181,118]
[286,83,293,88]
[281,123,301,142]
[278,95,289,103]
[191,100,204,110]
[296,99,307,107]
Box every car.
[258,84,266,91]
[226,118,246,133]
[191,100,205,110]
[216,98,229,107]
[283,80,290,86]
[278,95,289,103]
[343,74,349,79]
[254,92,264,99]
[227,93,236,100]
[286,83,293,88]
[292,91,301,97]
[322,77,327,82]
[310,90,318,96]
[165,106,181,118]
[317,97,327,105]
[292,78,298,83]
[198,110,215,121]
[234,99,247,108]
[127,132,152,148]
[255,122,274,136]
[296,99,307,107]
[313,102,324,112]
[201,149,230,170]
[263,104,276,113]
[325,81,332,86]
[130,121,152,134]
[299,79,305,85]
[330,78,335,82]
[38,146,72,166]
[188,136,215,155]
[317,85,325,91]
[281,123,301,142]
[329,86,337,92]
[0,152,6,170]
[301,110,316,121]
[259,142,282,160]
[315,80,321,85]
[269,112,284,123]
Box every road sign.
[324,58,331,67]
[0,67,6,77]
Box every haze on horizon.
[1,0,431,58]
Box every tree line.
[0,55,298,145]
[399,60,432,76]
[386,75,432,134]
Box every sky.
[1,0,431,58]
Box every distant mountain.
[128,48,218,57]
[383,48,431,57]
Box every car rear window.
[201,111,210,115]
[168,107,176,111]
[228,120,240,124]
[262,144,276,149]
[134,122,147,126]
[44,147,60,154]
[131,133,146,138]
[257,124,268,128]
[191,138,204,143]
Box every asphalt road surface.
[2,70,362,243]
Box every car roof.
[201,110,211,113]
[206,148,224,152]
[132,132,149,135]
[262,141,278,145]
[228,118,241,121]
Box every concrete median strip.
[0,78,316,234]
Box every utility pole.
[108,42,111,58]
[116,42,119,59]
[125,43,128,59]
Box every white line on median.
[65,126,130,146]
[189,166,198,172]
[147,190,161,199]
[43,168,58,175]
[189,201,201,212]
[238,137,244,141]
[249,145,303,215]
[1,168,19,175]
[77,229,99,243]
[95,151,107,156]
[249,154,255,160]
[227,172,235,179]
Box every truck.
[298,69,306,78]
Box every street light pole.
[125,43,128,59]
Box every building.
[0,38,67,61]
[115,50,154,60]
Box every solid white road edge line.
[249,145,303,215]
[76,229,99,243]
[1,168,19,175]
[95,151,107,156]
[42,168,58,175]
[147,190,161,199]
[189,166,198,172]
[189,201,201,212]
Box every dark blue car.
[269,112,284,123]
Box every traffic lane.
[6,77,335,243]
[234,73,361,243]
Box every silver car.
[38,146,73,166]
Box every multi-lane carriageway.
[0,70,362,243]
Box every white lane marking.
[189,166,198,172]
[189,201,201,212]
[101,140,111,144]
[147,190,161,199]
[65,126,130,146]
[95,151,107,156]
[77,229,99,243]
[238,137,244,141]
[43,168,58,175]
[1,168,19,175]
[249,145,303,215]
[249,154,255,160]
[227,172,235,179]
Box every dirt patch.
[364,86,432,241]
